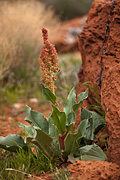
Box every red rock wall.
[77,0,120,164]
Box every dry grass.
[0,0,60,83]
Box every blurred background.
[38,0,93,21]
[0,0,93,109]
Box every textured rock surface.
[101,64,120,164]
[68,160,120,180]
[76,0,120,164]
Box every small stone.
[29,98,39,103]
[13,103,25,109]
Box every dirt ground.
[0,101,52,137]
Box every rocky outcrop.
[77,0,120,165]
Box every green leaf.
[72,88,88,115]
[63,130,82,158]
[78,144,107,161]
[25,105,49,134]
[41,83,56,104]
[0,134,28,153]
[64,87,76,117]
[72,101,83,114]
[81,107,91,120]
[68,144,107,163]
[64,88,88,120]
[93,97,101,105]
[77,88,88,102]
[81,108,106,134]
[82,82,95,95]
[25,127,60,158]
[24,105,32,124]
[51,105,66,135]
[48,113,59,142]
[18,122,35,137]
[77,119,90,135]
[66,111,76,125]
[78,116,95,142]
[68,154,78,163]
[63,123,75,139]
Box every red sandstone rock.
[101,64,120,164]
[77,0,120,165]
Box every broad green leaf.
[0,134,28,153]
[25,105,49,134]
[18,122,35,137]
[68,144,107,163]
[77,119,90,135]
[48,113,59,142]
[86,118,95,141]
[25,105,32,124]
[78,116,95,141]
[51,105,66,135]
[81,108,106,134]
[64,88,88,118]
[66,111,76,125]
[91,111,106,134]
[77,88,88,102]
[63,130,82,158]
[41,83,56,104]
[64,87,76,117]
[25,127,60,158]
[78,144,107,161]
[81,107,91,120]
[72,101,83,114]
[71,88,88,115]
[68,153,79,164]
[31,110,49,134]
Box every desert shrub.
[0,0,60,86]
[38,0,93,20]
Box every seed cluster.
[39,28,59,94]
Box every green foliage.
[0,146,59,180]
[51,167,70,180]
[0,0,60,106]
[0,134,28,153]
[98,131,109,152]
[82,81,105,117]
[0,52,81,107]
[0,84,107,163]
[81,108,106,135]
[69,144,107,163]
[41,83,56,104]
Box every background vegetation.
[0,0,61,105]
[38,0,93,20]
[0,0,83,106]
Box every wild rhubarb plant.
[0,28,107,163]
[39,28,59,94]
